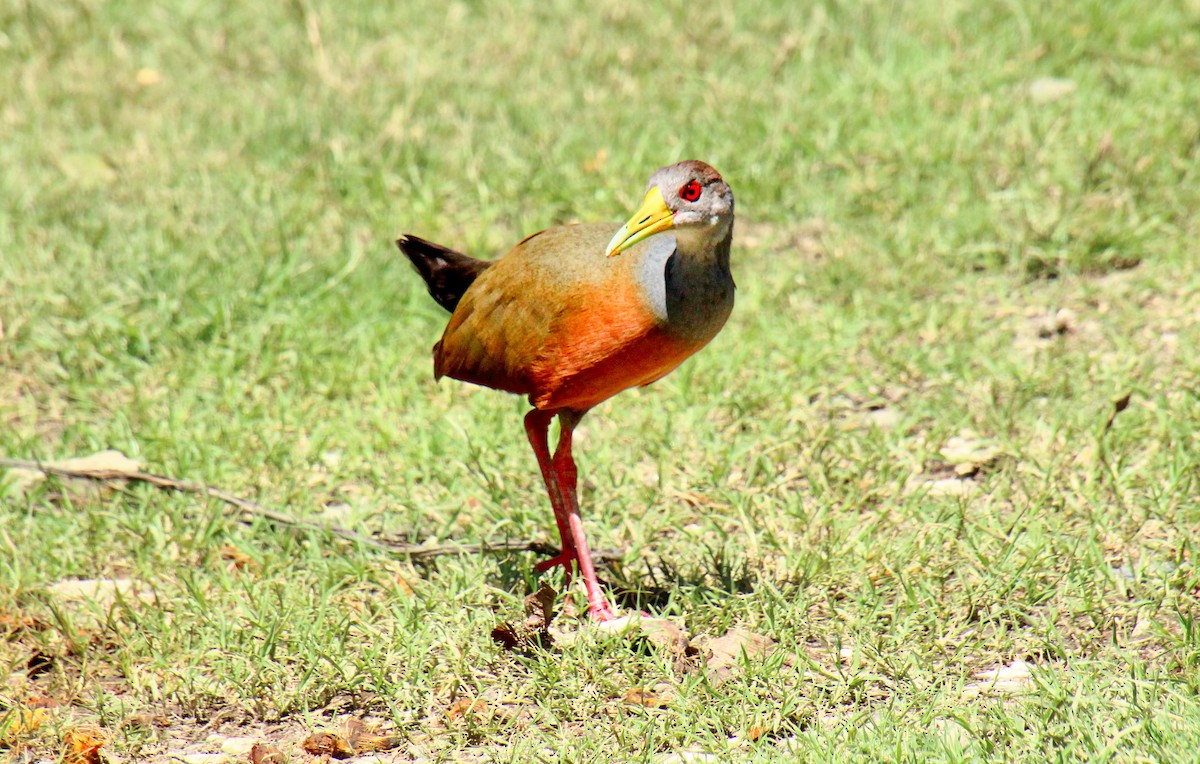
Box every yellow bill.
[605,187,674,257]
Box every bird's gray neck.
[638,228,735,342]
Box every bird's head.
[605,160,734,257]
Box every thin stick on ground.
[0,457,622,564]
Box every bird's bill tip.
[605,186,674,257]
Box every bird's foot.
[587,598,619,622]
[534,551,576,574]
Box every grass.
[2,0,1200,760]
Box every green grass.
[3,0,1200,760]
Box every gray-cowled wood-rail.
[398,160,735,621]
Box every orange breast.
[526,281,705,411]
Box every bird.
[398,160,735,621]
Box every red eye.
[679,180,702,202]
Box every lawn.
[2,0,1200,761]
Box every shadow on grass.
[490,542,758,616]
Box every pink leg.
[524,409,576,585]
[553,411,618,621]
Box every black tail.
[396,234,492,314]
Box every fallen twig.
[0,457,621,564]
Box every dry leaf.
[1035,307,1076,338]
[216,736,257,756]
[26,650,55,677]
[0,613,49,636]
[47,578,150,608]
[666,489,723,509]
[56,153,118,187]
[862,407,901,431]
[446,699,488,719]
[974,660,1033,682]
[219,546,255,571]
[380,561,415,597]
[0,708,50,745]
[62,726,107,764]
[1028,77,1076,103]
[595,614,691,656]
[51,450,142,476]
[622,689,668,708]
[961,660,1035,699]
[341,717,366,742]
[353,732,403,753]
[2,450,143,501]
[922,477,979,496]
[249,742,288,763]
[301,732,354,759]
[698,628,776,682]
[491,583,557,651]
[638,618,690,655]
[940,434,999,467]
[121,712,169,730]
[746,725,772,741]
[2,466,49,498]
[524,583,556,627]
[24,695,61,709]
[337,718,402,753]
[490,622,523,650]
